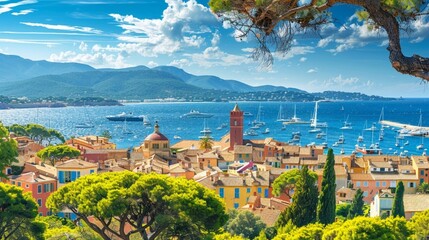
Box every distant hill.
[0,53,94,82]
[0,70,204,99]
[313,91,396,101]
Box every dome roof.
[144,121,169,141]
[145,132,168,141]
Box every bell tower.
[229,103,243,150]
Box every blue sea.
[0,99,428,156]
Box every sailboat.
[356,123,382,154]
[378,107,388,129]
[309,101,327,132]
[283,104,308,125]
[252,104,265,127]
[199,119,212,139]
[410,110,428,136]
[340,115,352,130]
[276,105,288,122]
[122,118,133,135]
[143,115,151,126]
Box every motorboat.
[262,128,270,134]
[173,135,181,139]
[106,112,144,121]
[75,122,94,128]
[181,110,214,118]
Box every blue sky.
[0,0,429,97]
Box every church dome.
[144,121,168,141]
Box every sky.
[0,0,429,97]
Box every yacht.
[181,110,214,118]
[364,122,378,131]
[106,112,144,121]
[276,105,289,122]
[173,135,181,140]
[283,104,308,125]
[355,144,382,155]
[243,112,253,117]
[340,115,352,130]
[143,115,151,126]
[337,135,345,144]
[310,101,327,128]
[262,128,270,134]
[75,122,94,128]
[246,129,258,136]
[357,135,364,143]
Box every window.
[257,187,262,194]
[376,181,380,187]
[144,143,148,148]
[11,181,15,185]
[26,184,29,188]
[234,203,239,209]
[47,211,52,216]
[356,181,361,187]
[363,191,368,197]
[153,144,159,149]
[64,171,72,183]
[390,181,396,188]
[409,182,415,188]
[163,143,168,148]
[37,199,42,207]
[17,182,21,187]
[37,185,42,193]
[238,154,242,158]
[421,179,424,184]
[382,181,387,187]
[421,170,425,176]
[90,170,95,174]
[219,188,224,198]
[39,213,43,216]
[363,181,368,187]
[234,188,240,198]
[247,188,251,193]
[246,154,249,158]
[264,188,269,198]
[234,120,237,126]
[64,213,71,219]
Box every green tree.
[317,148,336,224]
[37,145,81,166]
[276,165,318,227]
[336,203,351,220]
[0,182,45,239]
[199,136,214,151]
[348,188,364,219]
[7,123,28,136]
[47,172,228,240]
[417,182,429,194]
[0,123,18,178]
[100,130,112,139]
[213,233,246,240]
[274,223,324,240]
[208,0,429,82]
[272,169,301,198]
[392,181,405,217]
[25,123,65,145]
[225,210,266,239]
[39,216,101,240]
[408,209,429,240]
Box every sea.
[0,99,428,156]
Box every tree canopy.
[0,123,18,179]
[276,165,318,228]
[209,0,429,82]
[47,171,228,240]
[348,188,364,219]
[408,209,429,239]
[392,181,405,217]
[199,135,214,150]
[0,182,45,239]
[225,210,266,239]
[36,145,81,166]
[272,168,317,198]
[7,123,65,145]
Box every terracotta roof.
[371,173,418,181]
[145,132,169,141]
[370,161,393,168]
[10,172,56,183]
[281,145,300,154]
[55,159,98,169]
[233,145,253,154]
[412,156,429,168]
[317,155,344,165]
[243,208,281,227]
[282,157,300,164]
[197,152,218,159]
[404,194,429,212]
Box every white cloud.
[21,22,102,34]
[299,57,307,62]
[323,74,360,87]
[211,31,220,46]
[169,58,190,68]
[307,68,317,73]
[0,0,36,15]
[108,0,218,56]
[49,51,129,68]
[183,46,252,68]
[11,9,33,15]
[275,46,314,60]
[79,41,88,51]
[147,61,158,67]
[0,38,58,45]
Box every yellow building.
[197,171,270,209]
[135,122,170,159]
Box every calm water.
[1,99,428,156]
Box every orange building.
[9,172,57,216]
[66,135,116,151]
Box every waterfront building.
[66,135,116,151]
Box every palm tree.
[417,183,429,194]
[199,136,213,151]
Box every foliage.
[408,209,429,240]
[225,210,266,239]
[392,181,405,217]
[317,148,336,224]
[254,229,268,240]
[272,168,317,197]
[276,166,318,227]
[274,223,324,240]
[7,123,65,145]
[213,232,246,240]
[47,172,228,240]
[37,145,81,166]
[417,182,429,194]
[100,130,112,139]
[348,188,364,219]
[39,216,102,240]
[336,203,352,220]
[0,123,18,178]
[208,0,429,82]
[0,182,45,239]
[199,135,214,150]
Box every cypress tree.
[276,165,318,227]
[317,148,337,224]
[392,181,405,217]
[348,188,364,219]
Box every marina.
[0,99,428,156]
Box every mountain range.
[0,53,388,101]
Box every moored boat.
[106,112,144,121]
